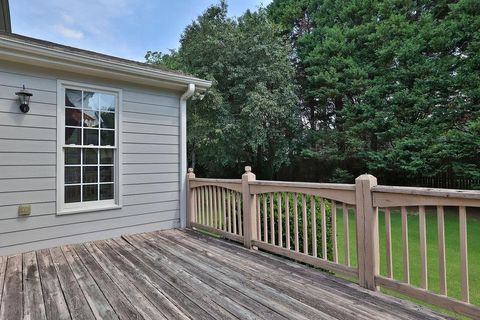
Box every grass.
[336,208,480,318]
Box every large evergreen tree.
[268,0,480,185]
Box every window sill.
[57,204,122,216]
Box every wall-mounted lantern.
[15,85,33,113]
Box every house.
[0,1,211,255]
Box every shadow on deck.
[0,229,451,319]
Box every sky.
[9,0,272,62]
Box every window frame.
[56,80,123,215]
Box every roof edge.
[0,33,212,91]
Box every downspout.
[179,83,195,228]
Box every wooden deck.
[0,229,451,320]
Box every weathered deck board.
[23,251,47,320]
[0,229,452,320]
[61,246,117,320]
[36,249,71,320]
[0,255,23,320]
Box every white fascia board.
[0,35,212,91]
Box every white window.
[57,81,122,214]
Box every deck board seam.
[157,231,388,320]
[178,229,451,320]
[117,236,241,320]
[123,234,270,320]
[81,242,168,320]
[91,241,185,318]
[102,238,215,320]
[63,245,120,320]
[144,232,337,320]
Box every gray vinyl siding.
[0,63,182,255]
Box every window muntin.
[62,87,118,208]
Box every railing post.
[242,166,257,248]
[186,168,196,228]
[355,174,379,290]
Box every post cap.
[188,168,194,173]
[245,166,251,173]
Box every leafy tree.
[147,2,300,179]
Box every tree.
[147,2,300,179]
[268,0,480,185]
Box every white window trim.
[56,80,123,215]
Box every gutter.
[179,84,196,228]
[0,0,10,33]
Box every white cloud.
[54,24,84,40]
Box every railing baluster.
[263,195,268,242]
[222,188,227,231]
[227,190,232,233]
[321,198,327,259]
[213,186,218,229]
[311,196,317,258]
[419,205,428,290]
[459,206,469,303]
[218,187,223,230]
[332,201,338,263]
[204,186,208,226]
[302,194,308,255]
[343,202,350,266]
[237,192,243,236]
[285,193,290,250]
[257,195,261,241]
[202,187,207,225]
[437,206,447,295]
[209,186,214,227]
[195,188,199,224]
[232,191,237,234]
[278,193,283,247]
[270,193,275,245]
[191,188,199,223]
[385,207,393,278]
[401,206,410,284]
[294,194,299,252]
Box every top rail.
[189,178,242,192]
[249,180,356,205]
[373,185,480,207]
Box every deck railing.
[186,167,480,319]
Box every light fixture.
[15,85,33,113]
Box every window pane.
[65,108,82,127]
[65,186,81,203]
[100,130,115,146]
[65,89,82,108]
[100,166,114,182]
[100,94,115,112]
[83,166,98,183]
[65,148,81,165]
[100,112,115,129]
[100,184,114,200]
[83,91,99,110]
[100,149,114,164]
[83,149,98,164]
[83,109,100,128]
[83,129,99,146]
[83,185,98,202]
[65,166,81,184]
[65,128,81,145]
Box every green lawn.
[336,208,480,318]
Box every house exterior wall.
[0,61,182,255]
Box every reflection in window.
[63,87,117,206]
